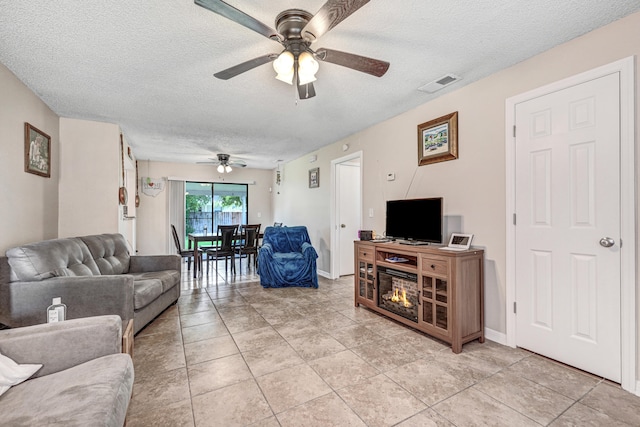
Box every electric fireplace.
[377,267,418,322]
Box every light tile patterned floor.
[126,260,640,426]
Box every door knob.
[341,224,346,228]
[599,237,615,248]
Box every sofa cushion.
[133,279,163,310]
[79,234,130,275]
[0,353,133,427]
[6,238,99,282]
[130,270,180,293]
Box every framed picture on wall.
[417,111,458,166]
[309,167,319,188]
[24,122,51,178]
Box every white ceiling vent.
[418,74,461,93]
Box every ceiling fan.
[198,153,247,173]
[194,0,390,99]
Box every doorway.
[505,57,636,391]
[331,151,363,279]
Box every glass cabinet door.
[421,275,448,333]
[358,260,375,303]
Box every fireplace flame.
[390,287,412,308]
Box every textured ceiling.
[1,1,639,169]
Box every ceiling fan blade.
[195,0,282,41]
[315,48,389,77]
[302,0,370,42]
[298,81,316,100]
[214,54,278,80]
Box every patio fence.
[186,211,244,235]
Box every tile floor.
[126,260,640,426]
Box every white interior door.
[514,72,621,381]
[337,160,361,276]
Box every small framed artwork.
[417,111,458,166]
[24,122,51,177]
[309,167,319,188]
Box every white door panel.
[337,162,360,276]
[515,72,620,381]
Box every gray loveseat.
[0,233,180,334]
[0,315,134,426]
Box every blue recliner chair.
[258,226,318,288]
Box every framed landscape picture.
[309,167,319,188]
[417,111,458,166]
[24,122,51,177]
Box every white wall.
[274,12,640,341]
[136,161,274,255]
[0,63,60,252]
[58,118,121,238]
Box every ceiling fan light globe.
[298,52,319,73]
[217,164,225,173]
[275,71,294,84]
[225,165,233,173]
[298,51,319,85]
[273,51,294,75]
[298,73,317,85]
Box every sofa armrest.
[301,242,318,259]
[0,315,122,378]
[129,254,181,274]
[0,275,134,328]
[259,243,273,257]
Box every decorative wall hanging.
[309,167,319,188]
[135,160,140,207]
[417,111,458,166]
[142,177,165,197]
[118,134,127,205]
[24,122,51,177]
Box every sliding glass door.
[185,182,247,236]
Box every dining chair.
[205,224,239,275]
[171,224,201,272]
[236,224,261,274]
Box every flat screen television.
[385,197,443,243]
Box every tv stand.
[354,240,484,353]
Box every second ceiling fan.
[195,0,390,99]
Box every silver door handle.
[599,237,615,248]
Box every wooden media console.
[354,240,484,353]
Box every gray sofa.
[0,233,180,334]
[0,315,133,426]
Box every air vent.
[418,73,461,93]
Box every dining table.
[187,231,263,278]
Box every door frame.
[330,150,363,279]
[505,56,636,392]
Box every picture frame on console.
[24,122,51,178]
[417,111,458,166]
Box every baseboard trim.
[484,328,507,346]
[318,270,331,279]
